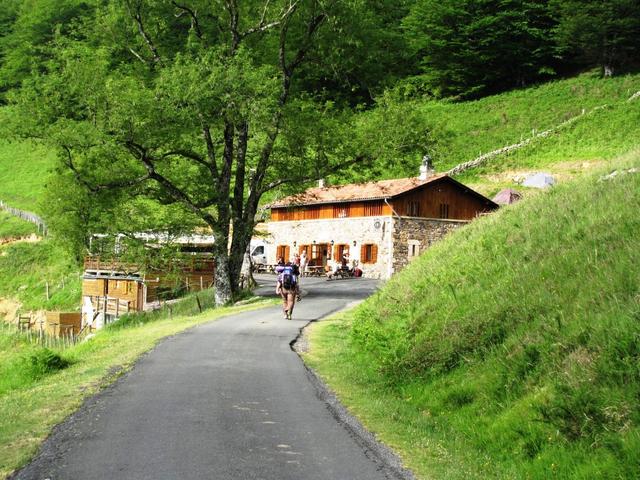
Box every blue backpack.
[281,265,296,290]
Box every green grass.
[424,72,640,170]
[351,71,640,196]
[0,298,274,478]
[0,240,81,314]
[0,138,56,213]
[0,213,38,239]
[304,153,640,479]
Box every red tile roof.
[269,174,449,208]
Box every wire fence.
[0,200,48,236]
[1,319,83,350]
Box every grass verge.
[0,298,274,478]
[304,154,640,479]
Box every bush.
[27,348,70,379]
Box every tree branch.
[225,0,241,54]
[62,145,151,192]
[258,155,369,195]
[200,119,220,179]
[126,0,162,65]
[240,0,299,39]
[138,154,217,225]
[232,121,248,219]
[172,1,204,41]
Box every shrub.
[27,348,70,379]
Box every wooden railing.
[83,256,140,274]
[83,255,215,274]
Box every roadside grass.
[0,213,37,239]
[0,240,81,313]
[304,153,640,479]
[0,297,275,479]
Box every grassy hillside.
[0,241,81,313]
[0,212,37,239]
[351,72,640,196]
[305,153,640,479]
[0,131,79,317]
[0,139,56,213]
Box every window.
[310,244,323,265]
[439,203,450,219]
[251,246,264,256]
[360,244,378,264]
[408,240,420,261]
[407,201,420,217]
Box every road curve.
[12,275,413,480]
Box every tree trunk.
[213,238,232,306]
[240,242,256,290]
[228,219,253,295]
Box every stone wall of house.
[266,216,394,279]
[391,217,468,274]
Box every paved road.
[13,275,413,480]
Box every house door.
[310,243,330,266]
[276,245,290,262]
[334,244,350,263]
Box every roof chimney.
[318,178,326,188]
[419,153,435,180]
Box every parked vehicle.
[250,240,268,266]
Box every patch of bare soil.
[0,297,22,323]
[481,160,607,185]
[0,233,42,246]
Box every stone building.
[265,169,497,279]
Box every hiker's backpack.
[281,265,296,290]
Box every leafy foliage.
[403,0,558,98]
[551,0,640,76]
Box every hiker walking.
[275,261,300,320]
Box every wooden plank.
[82,279,106,297]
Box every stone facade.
[266,216,394,279]
[391,217,467,274]
[266,215,469,279]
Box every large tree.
[13,0,368,305]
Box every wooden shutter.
[360,245,366,262]
[333,244,340,261]
[371,244,378,263]
[284,246,290,262]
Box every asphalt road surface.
[13,275,414,480]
